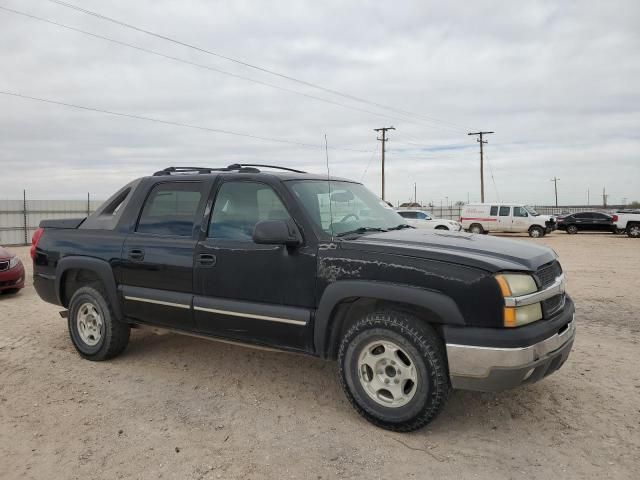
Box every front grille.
[536,261,562,288]
[0,261,9,272]
[542,294,565,317]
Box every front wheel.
[435,225,449,230]
[338,311,449,431]
[529,226,544,238]
[68,285,130,361]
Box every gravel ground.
[1,233,639,479]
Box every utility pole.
[602,187,608,207]
[414,183,417,205]
[468,131,494,202]
[587,188,590,206]
[374,126,395,200]
[550,177,560,207]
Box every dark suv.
[32,165,576,431]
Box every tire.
[615,228,625,235]
[628,224,640,238]
[469,223,484,234]
[566,225,578,234]
[435,225,449,230]
[338,311,449,432]
[68,284,130,361]
[529,226,544,238]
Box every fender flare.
[314,280,465,358]
[55,256,123,321]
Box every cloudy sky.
[1,0,638,206]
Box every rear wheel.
[68,285,130,361]
[529,226,544,238]
[338,311,449,432]
[469,223,484,234]
[628,224,640,238]
[566,224,578,234]
[435,225,449,230]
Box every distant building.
[399,202,422,208]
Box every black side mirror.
[253,220,302,246]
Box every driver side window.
[208,182,291,241]
[513,207,528,217]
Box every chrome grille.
[536,261,562,288]
[0,260,9,272]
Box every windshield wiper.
[335,227,388,238]
[387,224,414,231]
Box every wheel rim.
[630,226,640,237]
[77,302,103,346]
[357,339,419,408]
[531,228,541,237]
[471,226,481,234]
[568,226,577,234]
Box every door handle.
[129,249,145,261]
[197,254,216,267]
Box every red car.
[0,246,25,294]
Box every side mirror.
[253,220,302,246]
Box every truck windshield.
[287,180,406,237]
[525,206,539,216]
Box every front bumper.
[0,262,25,291]
[446,316,576,392]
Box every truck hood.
[341,229,556,272]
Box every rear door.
[590,213,613,231]
[497,206,512,231]
[120,180,210,330]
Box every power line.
[45,0,474,133]
[0,6,463,133]
[0,90,370,152]
[360,143,379,182]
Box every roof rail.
[153,164,307,176]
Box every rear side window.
[499,206,511,216]
[137,183,204,236]
[490,206,498,216]
[399,211,417,219]
[209,181,291,241]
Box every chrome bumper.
[446,318,576,391]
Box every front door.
[120,180,209,330]
[512,206,530,231]
[193,179,317,351]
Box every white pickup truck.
[613,211,640,238]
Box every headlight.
[9,256,21,269]
[495,273,542,327]
[495,273,537,296]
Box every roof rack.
[153,164,307,176]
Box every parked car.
[0,246,25,294]
[613,211,640,238]
[460,203,556,237]
[32,164,575,431]
[396,209,462,231]
[556,212,615,234]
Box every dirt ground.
[1,233,639,480]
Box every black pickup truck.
[32,164,576,431]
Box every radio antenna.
[324,134,335,240]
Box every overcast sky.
[1,0,638,206]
